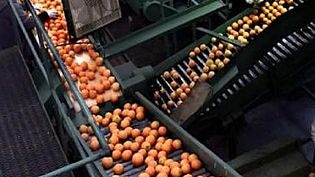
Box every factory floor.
[238,95,314,159]
[206,93,315,163]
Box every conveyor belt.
[0,46,71,177]
[148,0,300,115]
[209,20,315,110]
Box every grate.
[0,47,71,177]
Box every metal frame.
[8,0,111,176]
[101,0,227,58]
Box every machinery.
[1,0,315,176]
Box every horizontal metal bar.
[103,0,226,58]
[196,27,244,47]
[135,91,242,177]
[24,0,109,151]
[51,91,97,177]
[8,0,50,88]
[39,150,106,177]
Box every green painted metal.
[196,27,244,47]
[135,91,243,177]
[51,91,97,177]
[153,7,253,75]
[9,0,50,89]
[143,1,179,22]
[39,151,106,177]
[103,0,226,58]
[25,0,109,151]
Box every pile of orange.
[226,0,293,44]
[79,102,213,177]
[31,0,121,105]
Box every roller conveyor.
[0,46,71,177]
[187,16,315,135]
[211,20,315,109]
[123,0,315,129]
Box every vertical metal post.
[24,0,109,152]
[160,0,170,57]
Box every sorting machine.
[92,0,315,175]
[2,0,241,177]
[2,0,315,176]
[102,0,315,134]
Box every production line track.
[141,0,312,127]
[147,0,298,116]
[185,0,315,135]
[0,46,72,177]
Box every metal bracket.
[196,27,244,47]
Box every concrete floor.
[204,94,315,163]
[238,96,315,162]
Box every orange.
[112,163,124,175]
[121,150,132,161]
[123,140,132,150]
[90,105,99,114]
[131,129,141,138]
[147,160,157,167]
[150,121,160,129]
[101,157,113,169]
[135,136,145,144]
[136,112,145,120]
[101,117,110,127]
[118,130,128,140]
[73,44,82,53]
[190,159,202,170]
[162,166,171,174]
[86,71,95,80]
[141,141,151,151]
[131,103,138,110]
[79,77,88,84]
[138,149,147,157]
[136,106,145,113]
[123,103,132,110]
[89,140,99,151]
[124,127,133,135]
[130,142,140,152]
[142,127,151,137]
[138,172,150,177]
[120,119,130,129]
[132,153,144,167]
[102,80,111,90]
[145,135,156,145]
[112,149,122,161]
[161,143,172,153]
[155,142,163,151]
[181,163,191,174]
[127,110,136,119]
[181,152,189,160]
[157,151,166,159]
[95,57,103,66]
[114,143,124,151]
[172,139,182,150]
[145,166,156,176]
[79,124,88,133]
[145,156,155,164]
[188,154,198,162]
[157,137,165,143]
[96,95,104,104]
[148,149,158,158]
[81,133,89,141]
[149,129,158,137]
[156,172,168,177]
[108,135,119,145]
[113,108,122,115]
[158,126,167,136]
